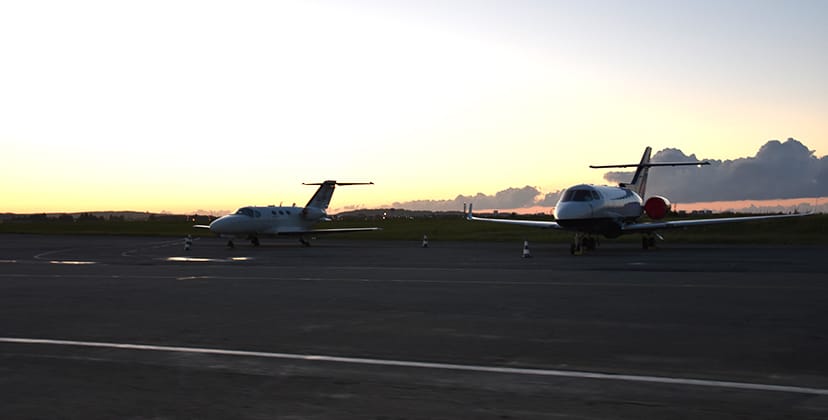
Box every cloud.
[603,138,828,202]
[392,186,551,211]
[388,138,826,212]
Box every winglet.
[465,203,474,220]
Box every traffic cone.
[522,240,532,258]
[422,234,429,248]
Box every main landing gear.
[641,233,657,250]
[570,233,599,255]
[299,236,311,247]
[226,236,260,248]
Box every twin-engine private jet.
[466,147,806,254]
[196,181,379,247]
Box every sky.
[400,138,826,213]
[2,0,826,214]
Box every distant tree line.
[4,213,213,223]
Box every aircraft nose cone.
[554,202,592,220]
[209,216,233,233]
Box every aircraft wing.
[273,227,382,236]
[465,204,562,229]
[621,213,809,232]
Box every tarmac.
[1,233,828,419]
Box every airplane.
[466,147,807,254]
[196,181,380,247]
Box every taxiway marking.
[1,337,826,396]
[0,272,823,290]
[121,239,187,258]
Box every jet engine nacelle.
[644,196,671,220]
[302,207,327,220]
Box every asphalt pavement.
[1,234,827,419]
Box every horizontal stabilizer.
[302,181,374,186]
[589,162,709,169]
[590,147,708,197]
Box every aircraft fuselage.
[553,184,643,238]
[208,205,323,237]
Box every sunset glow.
[2,1,826,214]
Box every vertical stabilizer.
[302,181,374,210]
[304,180,338,210]
[626,147,652,197]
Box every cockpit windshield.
[561,188,601,202]
[234,207,256,217]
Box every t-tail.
[589,147,708,198]
[302,180,374,211]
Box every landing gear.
[226,239,235,248]
[299,236,311,247]
[570,234,599,255]
[641,234,657,250]
[584,237,598,251]
[250,237,260,247]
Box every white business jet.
[196,181,379,247]
[466,147,806,254]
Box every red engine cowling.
[644,196,671,219]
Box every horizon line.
[2,196,826,217]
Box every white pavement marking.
[48,261,97,265]
[1,337,827,396]
[121,239,187,258]
[32,249,97,265]
[0,272,823,290]
[165,256,254,263]
[176,276,216,281]
[33,249,73,260]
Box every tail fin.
[627,147,653,197]
[589,147,709,198]
[302,181,373,210]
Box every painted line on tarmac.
[164,256,254,263]
[121,239,191,258]
[33,249,73,260]
[0,272,823,290]
[1,337,827,396]
[31,249,98,265]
